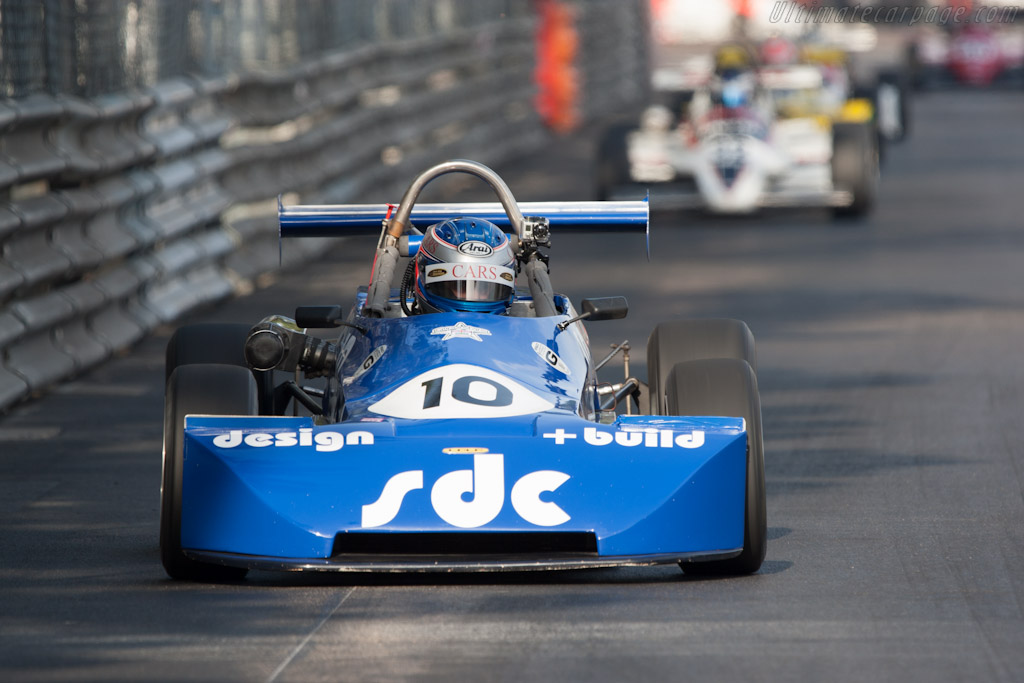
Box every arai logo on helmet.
[458,241,493,257]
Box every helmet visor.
[422,263,515,303]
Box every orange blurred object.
[731,0,753,18]
[534,0,580,134]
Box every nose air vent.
[332,532,598,556]
[716,163,742,188]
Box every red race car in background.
[916,22,1024,87]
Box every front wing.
[180,414,747,572]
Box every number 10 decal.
[421,375,513,409]
[369,364,554,419]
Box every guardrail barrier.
[0,0,649,412]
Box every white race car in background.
[597,64,879,218]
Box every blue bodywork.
[335,299,593,421]
[182,414,746,566]
[180,293,750,570]
[177,197,750,571]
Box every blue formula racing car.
[161,160,765,581]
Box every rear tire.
[165,323,252,380]
[666,358,766,575]
[646,319,756,415]
[161,364,258,581]
[831,122,878,219]
[166,323,273,414]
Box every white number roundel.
[368,364,554,419]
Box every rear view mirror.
[294,305,344,328]
[581,297,628,321]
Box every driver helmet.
[714,69,756,109]
[414,217,516,314]
[713,43,755,74]
[711,44,757,109]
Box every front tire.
[666,358,766,575]
[161,364,258,581]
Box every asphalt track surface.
[1,90,1023,682]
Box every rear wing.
[278,198,649,238]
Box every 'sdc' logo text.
[361,453,570,529]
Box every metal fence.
[0,0,649,412]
